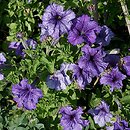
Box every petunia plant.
[0,0,130,130]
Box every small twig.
[92,0,98,21]
[120,0,130,35]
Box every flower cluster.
[5,2,130,129]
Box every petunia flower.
[104,54,120,67]
[0,73,4,80]
[0,53,6,65]
[96,25,114,46]
[78,45,108,77]
[123,56,130,76]
[46,63,71,90]
[100,67,126,92]
[12,79,43,110]
[68,15,101,45]
[88,101,112,127]
[59,106,89,130]
[69,63,93,89]
[40,3,75,42]
[106,117,130,130]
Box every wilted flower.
[123,56,130,76]
[40,3,75,41]
[88,101,112,127]
[12,79,43,110]
[96,25,114,46]
[68,15,101,45]
[0,53,6,64]
[0,73,4,80]
[100,67,126,92]
[78,45,108,77]
[104,54,120,67]
[46,63,71,90]
[59,106,89,130]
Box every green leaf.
[35,123,44,129]
[121,95,130,104]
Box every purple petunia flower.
[40,3,75,42]
[59,106,89,130]
[16,32,23,39]
[100,67,126,92]
[26,38,37,49]
[46,63,71,90]
[9,41,21,49]
[78,45,108,77]
[69,63,93,89]
[9,39,37,57]
[88,101,112,127]
[96,25,114,46]
[0,53,6,64]
[123,56,130,76]
[68,15,101,45]
[39,24,49,42]
[0,73,4,80]
[104,54,120,67]
[107,118,130,130]
[12,79,43,110]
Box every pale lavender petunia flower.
[78,45,108,77]
[0,73,4,80]
[12,79,43,110]
[100,67,126,92]
[123,56,130,76]
[46,63,71,90]
[59,106,89,130]
[26,39,37,49]
[96,25,114,46]
[68,15,101,45]
[9,41,21,49]
[40,3,75,41]
[88,101,112,127]
[16,32,23,39]
[0,53,6,64]
[39,24,49,42]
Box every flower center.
[100,107,107,112]
[112,76,118,82]
[89,55,94,62]
[55,15,62,21]
[70,114,75,121]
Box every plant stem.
[120,0,130,35]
